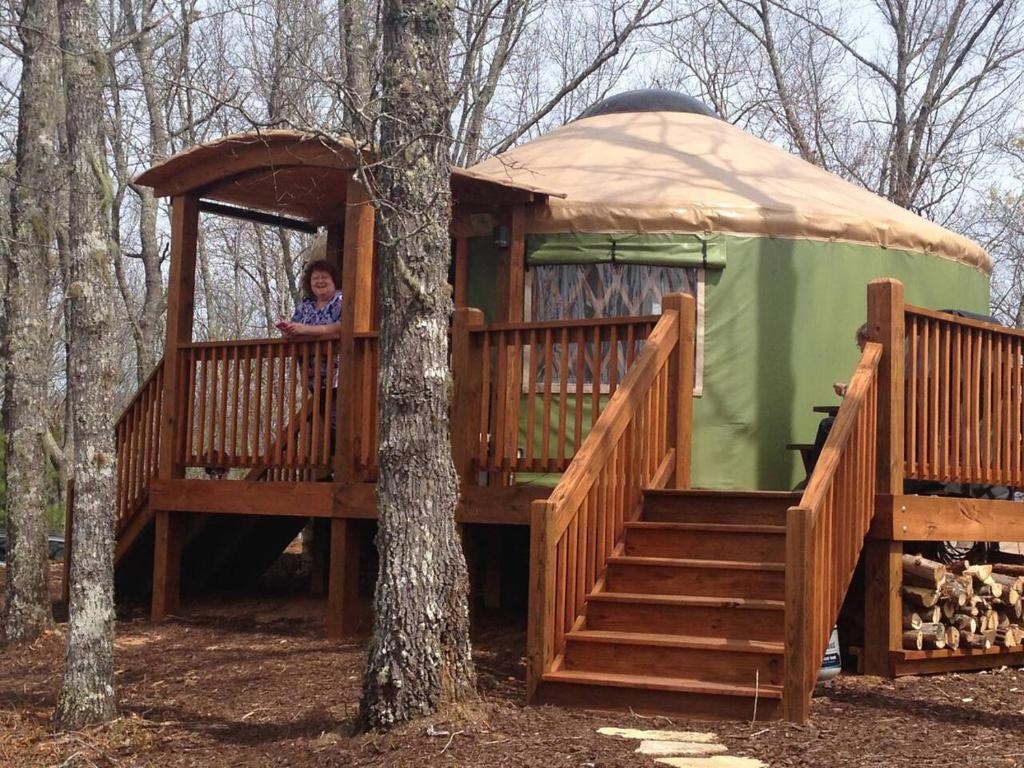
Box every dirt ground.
[2,567,1024,767]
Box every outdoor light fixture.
[493,224,511,248]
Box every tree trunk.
[358,0,475,730]
[2,0,62,645]
[54,0,118,729]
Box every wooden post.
[62,479,74,605]
[495,205,525,323]
[663,293,695,488]
[451,307,485,483]
[326,517,363,638]
[782,505,813,722]
[152,194,198,621]
[526,498,556,701]
[863,278,906,677]
[335,175,375,481]
[151,510,185,620]
[493,205,526,486]
[157,194,199,480]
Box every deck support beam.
[151,510,185,621]
[326,518,365,638]
[151,194,198,624]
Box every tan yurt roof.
[468,110,992,274]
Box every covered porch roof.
[135,129,562,227]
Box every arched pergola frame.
[133,129,558,627]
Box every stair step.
[539,668,782,719]
[605,555,785,600]
[563,629,784,687]
[586,592,784,641]
[642,489,797,526]
[623,521,786,561]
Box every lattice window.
[526,263,703,393]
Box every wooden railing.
[783,342,881,722]
[904,305,1024,486]
[462,316,658,476]
[526,294,694,698]
[178,337,342,473]
[114,359,165,532]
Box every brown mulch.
[0,580,1023,766]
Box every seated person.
[808,324,869,471]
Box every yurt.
[465,90,992,490]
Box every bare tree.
[447,0,668,164]
[2,0,61,645]
[771,0,1024,215]
[54,0,119,729]
[358,0,475,729]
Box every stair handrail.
[783,341,882,722]
[526,293,695,700]
[114,357,165,532]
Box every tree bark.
[54,0,119,729]
[358,0,475,730]
[2,0,62,645]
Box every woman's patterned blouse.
[291,291,342,387]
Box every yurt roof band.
[467,111,992,275]
[527,232,725,268]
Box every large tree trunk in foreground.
[54,0,119,729]
[358,0,475,730]
[2,0,62,645]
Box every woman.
[278,259,342,428]
[279,259,343,343]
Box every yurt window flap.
[525,232,725,268]
[527,260,706,396]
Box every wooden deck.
[147,479,545,525]
[101,276,1024,723]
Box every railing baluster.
[241,346,252,465]
[525,329,539,469]
[541,328,554,467]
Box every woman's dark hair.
[302,259,341,298]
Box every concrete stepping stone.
[596,727,717,743]
[636,741,728,756]
[654,756,767,768]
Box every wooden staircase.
[111,354,326,603]
[527,295,882,723]
[539,489,793,720]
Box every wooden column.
[663,293,695,488]
[335,174,375,481]
[152,194,198,621]
[326,517,364,638]
[526,498,556,701]
[151,510,185,620]
[493,205,526,485]
[451,307,485,483]
[496,205,526,322]
[863,278,906,676]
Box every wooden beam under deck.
[149,478,548,524]
[870,494,1024,541]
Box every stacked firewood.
[902,554,1024,651]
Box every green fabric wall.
[694,236,990,491]
[462,230,990,492]
[467,236,499,322]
